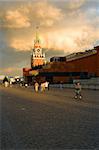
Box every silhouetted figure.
[3,76,9,87]
[3,76,9,83]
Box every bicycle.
[74,89,82,100]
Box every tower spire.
[35,26,40,43]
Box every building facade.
[38,46,99,83]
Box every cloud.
[15,1,99,53]
[3,67,21,73]
[5,9,30,28]
[0,1,64,29]
[1,0,99,54]
[10,38,32,51]
[0,67,22,76]
[68,0,86,10]
[40,18,99,52]
[32,1,64,27]
[9,20,99,54]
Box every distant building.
[36,46,99,83]
[31,27,46,68]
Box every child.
[74,82,82,99]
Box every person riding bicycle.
[74,82,82,99]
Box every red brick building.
[37,46,99,83]
[23,46,99,84]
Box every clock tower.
[31,27,46,68]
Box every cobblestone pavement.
[0,85,99,150]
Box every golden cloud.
[2,67,21,74]
[1,0,99,54]
[2,1,64,29]
[34,1,64,24]
[68,0,86,10]
[9,23,99,54]
[10,38,33,51]
[22,1,64,28]
[5,10,30,28]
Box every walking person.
[40,82,45,92]
[35,82,39,92]
[74,82,82,99]
[45,81,49,91]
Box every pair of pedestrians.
[34,81,49,92]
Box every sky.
[0,0,99,76]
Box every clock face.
[33,48,42,56]
[37,49,40,52]
[36,48,41,54]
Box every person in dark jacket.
[74,82,82,99]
